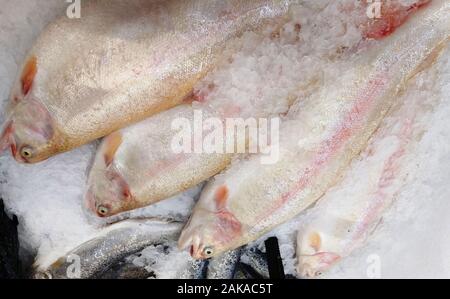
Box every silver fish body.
[206,248,242,279]
[33,219,182,279]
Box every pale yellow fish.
[86,104,233,217]
[85,90,296,217]
[178,0,450,259]
[0,0,291,163]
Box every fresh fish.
[179,0,450,259]
[84,0,389,218]
[85,104,234,217]
[295,64,442,277]
[33,219,182,279]
[296,119,415,278]
[206,248,242,279]
[0,0,291,163]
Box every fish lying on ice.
[295,55,446,278]
[85,105,234,217]
[84,0,382,218]
[0,0,291,163]
[178,0,450,259]
[85,88,295,217]
[296,118,416,278]
[33,219,182,279]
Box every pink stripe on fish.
[342,117,414,254]
[256,72,390,223]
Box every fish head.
[1,55,58,163]
[0,98,56,163]
[85,132,133,218]
[296,231,341,278]
[179,184,242,260]
[85,166,132,218]
[178,210,225,260]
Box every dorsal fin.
[215,185,229,210]
[21,56,37,96]
[309,232,322,252]
[103,131,123,167]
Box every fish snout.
[85,188,97,213]
[178,228,214,260]
[178,228,202,258]
[0,120,15,155]
[84,188,112,218]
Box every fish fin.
[215,185,229,210]
[103,132,123,167]
[308,232,322,252]
[20,56,37,96]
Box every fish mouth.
[0,121,14,152]
[178,229,212,260]
[178,230,203,259]
[0,121,24,163]
[85,188,97,213]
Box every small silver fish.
[33,219,182,279]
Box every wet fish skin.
[239,248,269,279]
[33,219,183,279]
[206,247,242,279]
[0,0,291,163]
[179,0,450,259]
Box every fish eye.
[97,205,109,217]
[20,146,34,159]
[203,247,214,257]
